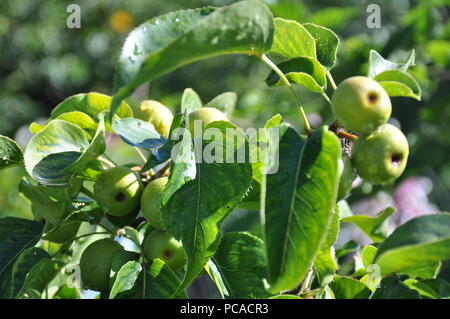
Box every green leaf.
[265,57,327,92]
[24,116,106,187]
[403,278,450,299]
[0,217,44,277]
[112,0,274,116]
[270,294,302,299]
[52,284,82,299]
[204,259,228,299]
[113,260,186,299]
[205,92,237,118]
[110,261,142,299]
[362,245,378,268]
[19,259,63,296]
[162,122,253,293]
[329,276,370,299]
[374,70,421,100]
[375,213,450,277]
[50,92,133,122]
[270,18,316,59]
[368,50,415,78]
[0,135,23,169]
[335,240,360,258]
[54,111,98,131]
[341,207,395,243]
[123,226,142,247]
[112,118,166,151]
[10,248,50,298]
[181,88,203,115]
[213,232,269,299]
[303,23,339,70]
[314,206,340,287]
[372,276,420,299]
[262,126,341,293]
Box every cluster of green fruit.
[42,100,230,293]
[331,76,410,185]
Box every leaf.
[10,248,50,298]
[50,92,133,122]
[162,121,253,293]
[265,57,327,92]
[109,261,142,299]
[375,213,450,277]
[112,118,166,151]
[341,207,395,243]
[314,206,340,287]
[112,0,274,116]
[270,294,302,299]
[205,92,237,118]
[20,259,63,295]
[204,259,228,299]
[213,232,269,299]
[52,284,82,299]
[269,18,316,59]
[181,88,203,114]
[24,117,106,187]
[123,226,142,247]
[0,218,44,277]
[262,125,341,293]
[113,260,186,299]
[403,278,450,299]
[329,276,370,299]
[337,154,356,201]
[54,111,98,131]
[374,70,421,100]
[371,276,420,299]
[335,240,360,258]
[368,50,415,78]
[0,135,23,169]
[303,23,339,70]
[362,245,378,268]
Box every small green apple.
[352,123,409,185]
[188,107,228,137]
[93,167,143,217]
[135,100,174,138]
[143,229,186,272]
[141,177,168,230]
[79,238,124,292]
[42,221,81,243]
[331,76,392,134]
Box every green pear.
[143,230,186,272]
[141,177,168,230]
[93,167,143,216]
[188,107,228,137]
[135,100,174,138]
[331,76,392,134]
[352,123,409,185]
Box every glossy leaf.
[205,92,237,118]
[112,0,274,116]
[112,118,166,151]
[270,18,316,59]
[52,284,82,299]
[303,23,339,70]
[19,259,63,295]
[162,122,253,293]
[375,213,450,276]
[112,260,186,299]
[372,276,420,299]
[262,126,341,293]
[266,57,327,92]
[341,207,395,243]
[181,88,202,115]
[329,276,370,299]
[0,135,23,169]
[368,49,415,78]
[374,70,421,100]
[213,232,269,299]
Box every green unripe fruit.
[42,221,81,243]
[352,123,409,185]
[143,230,186,272]
[188,107,228,136]
[141,177,168,230]
[136,100,174,138]
[331,76,391,134]
[79,238,124,292]
[93,167,143,217]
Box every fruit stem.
[327,71,338,90]
[98,156,116,168]
[321,92,332,106]
[257,53,312,135]
[134,147,147,164]
[80,186,94,199]
[299,268,314,294]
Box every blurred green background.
[0,0,449,234]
